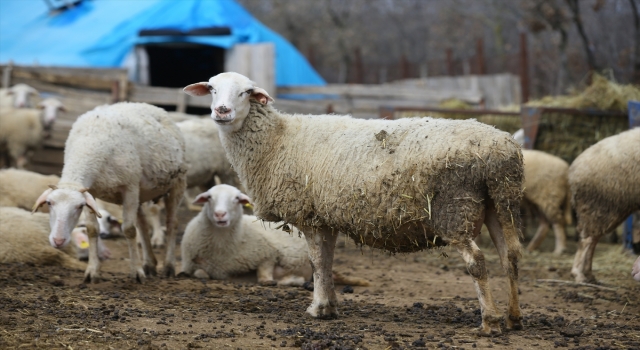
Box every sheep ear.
[58,104,67,112]
[82,191,103,218]
[237,193,252,206]
[32,188,53,213]
[37,102,45,109]
[28,87,39,96]
[250,87,274,105]
[183,82,210,96]
[193,192,211,205]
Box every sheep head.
[38,98,66,130]
[183,72,273,132]
[8,83,39,108]
[32,187,102,248]
[192,184,252,228]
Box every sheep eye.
[208,85,216,94]
[46,200,51,205]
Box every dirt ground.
[1,208,639,350]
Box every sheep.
[144,117,242,247]
[568,128,640,283]
[513,128,525,146]
[183,72,525,335]
[0,206,86,270]
[32,102,187,283]
[180,185,370,287]
[0,168,61,213]
[521,150,572,255]
[0,98,65,168]
[0,83,39,109]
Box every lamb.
[568,128,640,283]
[180,185,369,287]
[0,98,66,168]
[32,102,187,283]
[0,83,39,108]
[0,207,86,270]
[521,150,572,255]
[144,117,241,247]
[183,72,525,335]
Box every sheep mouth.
[213,118,233,125]
[215,220,229,227]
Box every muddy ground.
[1,208,639,350]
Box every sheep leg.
[257,260,277,286]
[15,155,28,169]
[526,213,549,252]
[136,205,157,277]
[453,239,504,336]
[161,180,186,277]
[485,205,523,331]
[304,229,339,319]
[122,188,146,283]
[551,223,567,255]
[147,202,166,248]
[82,208,103,283]
[571,234,600,283]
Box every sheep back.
[62,102,187,203]
[0,108,43,156]
[569,128,640,236]
[224,102,524,253]
[177,118,239,188]
[0,169,60,213]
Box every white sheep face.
[183,72,273,132]
[193,184,251,228]
[32,188,101,248]
[7,83,38,108]
[38,98,66,129]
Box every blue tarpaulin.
[0,0,325,86]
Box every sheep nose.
[214,210,227,219]
[215,106,230,115]
[53,237,65,247]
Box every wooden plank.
[30,147,65,165]
[278,84,483,104]
[130,85,210,108]
[2,65,128,91]
[25,162,63,176]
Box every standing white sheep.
[180,185,369,287]
[0,83,39,108]
[32,102,187,283]
[0,98,65,168]
[569,128,640,283]
[521,150,572,255]
[183,72,525,335]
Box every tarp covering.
[0,0,325,86]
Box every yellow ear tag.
[243,203,254,210]
[80,241,90,249]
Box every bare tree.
[565,0,599,71]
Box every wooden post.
[1,63,12,89]
[476,38,486,75]
[519,32,530,102]
[111,81,120,103]
[446,48,454,76]
[354,47,363,84]
[176,88,187,113]
[400,54,410,79]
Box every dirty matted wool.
[221,101,524,254]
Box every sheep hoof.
[131,268,146,283]
[143,264,157,277]
[552,249,566,256]
[176,271,190,278]
[193,269,209,279]
[259,280,277,287]
[506,315,524,330]
[477,316,503,336]
[83,268,101,284]
[306,302,338,320]
[161,265,175,278]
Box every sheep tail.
[563,188,572,226]
[332,270,370,286]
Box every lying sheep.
[0,168,61,213]
[0,207,86,270]
[184,72,525,335]
[145,117,242,247]
[0,83,39,109]
[522,150,571,255]
[32,102,187,283]
[0,98,65,168]
[180,185,369,287]
[569,128,640,283]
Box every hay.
[526,74,637,163]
